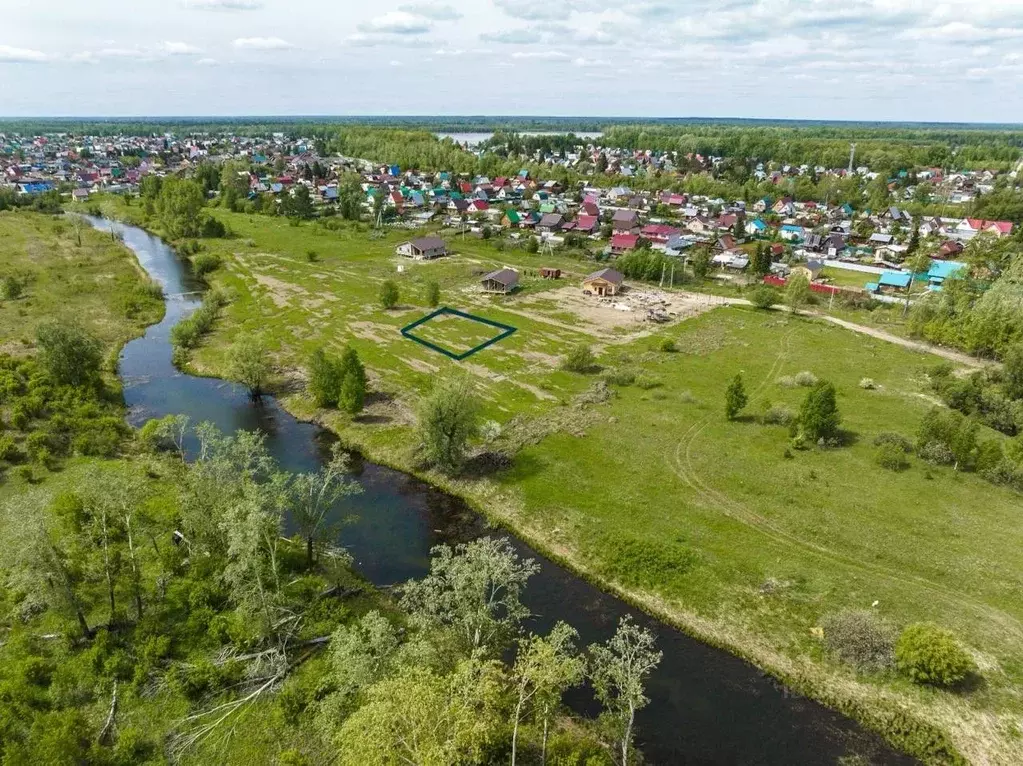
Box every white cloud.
[399,3,461,20]
[232,37,294,50]
[481,28,545,44]
[359,11,432,35]
[161,41,202,55]
[0,44,48,63]
[433,48,465,56]
[196,57,219,66]
[181,0,262,9]
[389,59,402,66]
[511,50,569,60]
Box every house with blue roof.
[779,224,805,242]
[867,270,912,295]
[926,260,966,289]
[745,218,768,236]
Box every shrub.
[876,443,910,471]
[306,249,319,263]
[0,434,20,462]
[822,610,896,673]
[191,252,221,278]
[859,378,877,390]
[873,432,913,453]
[424,280,441,308]
[603,368,636,387]
[776,375,797,388]
[659,338,677,353]
[895,623,976,688]
[794,371,818,387]
[561,344,596,374]
[308,348,342,408]
[379,280,399,309]
[762,406,794,425]
[748,286,778,310]
[919,441,956,466]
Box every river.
[92,217,914,765]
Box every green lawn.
[85,201,1023,763]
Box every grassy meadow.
[80,200,1023,762]
[0,210,163,360]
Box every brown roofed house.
[481,268,519,294]
[396,237,448,260]
[583,268,624,297]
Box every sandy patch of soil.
[252,273,308,308]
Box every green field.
[0,210,163,359]
[84,202,1023,763]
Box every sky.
[1,0,1023,122]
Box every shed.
[583,268,624,297]
[481,268,519,294]
[540,267,561,280]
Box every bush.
[748,286,778,310]
[191,252,221,278]
[895,623,976,688]
[424,280,441,308]
[379,280,399,309]
[873,432,913,453]
[603,368,636,387]
[822,610,896,673]
[859,378,877,390]
[659,338,677,353]
[762,406,794,425]
[306,249,319,263]
[561,344,596,374]
[0,433,20,462]
[919,441,956,466]
[876,443,910,471]
[794,371,818,387]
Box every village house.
[582,268,624,297]
[611,208,641,235]
[396,237,448,260]
[537,213,564,235]
[480,268,519,294]
[610,233,639,254]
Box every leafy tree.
[751,243,772,277]
[218,160,251,212]
[424,280,441,308]
[338,174,363,221]
[725,373,748,420]
[337,347,367,415]
[379,280,399,310]
[36,321,103,388]
[785,272,812,311]
[308,348,342,408]
[510,622,585,766]
[1004,342,1023,401]
[155,177,205,239]
[227,336,272,399]
[588,616,662,766]
[798,380,841,442]
[283,185,315,220]
[895,623,976,688]
[400,537,539,658]
[917,407,978,470]
[287,443,360,567]
[907,223,921,254]
[336,660,505,766]
[416,376,481,473]
[748,286,777,309]
[690,246,712,279]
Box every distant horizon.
[3,115,1023,130]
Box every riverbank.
[84,204,1023,764]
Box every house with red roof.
[957,218,1013,238]
[610,233,639,254]
[574,215,600,235]
[640,224,680,244]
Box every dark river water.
[93,218,914,765]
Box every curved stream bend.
[94,217,914,765]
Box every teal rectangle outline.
[401,307,517,361]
